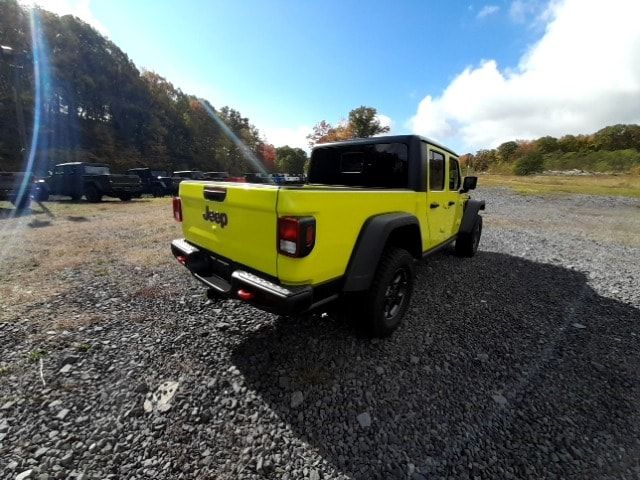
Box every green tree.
[514,152,544,175]
[536,136,558,153]
[348,106,390,138]
[593,124,640,151]
[496,141,518,163]
[276,146,308,174]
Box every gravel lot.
[1,188,639,480]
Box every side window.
[429,150,445,191]
[53,166,64,175]
[63,165,76,175]
[449,158,461,190]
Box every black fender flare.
[343,212,421,292]
[459,199,485,235]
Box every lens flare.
[0,10,50,255]
[196,99,268,176]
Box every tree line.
[0,1,310,175]
[460,124,640,175]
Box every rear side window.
[84,165,110,175]
[429,151,445,191]
[309,143,408,188]
[449,158,461,190]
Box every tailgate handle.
[203,187,227,202]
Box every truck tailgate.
[180,181,279,277]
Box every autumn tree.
[307,106,390,147]
[258,142,277,171]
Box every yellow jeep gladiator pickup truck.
[171,135,484,336]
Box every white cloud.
[262,125,312,150]
[375,113,393,133]
[410,0,640,151]
[20,0,108,35]
[477,5,500,19]
[508,0,547,23]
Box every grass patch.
[75,342,92,352]
[28,349,47,362]
[479,174,640,198]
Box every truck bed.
[179,181,423,286]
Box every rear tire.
[455,215,482,257]
[85,185,102,203]
[350,247,415,337]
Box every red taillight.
[237,289,254,301]
[176,254,187,265]
[172,197,182,222]
[277,216,315,257]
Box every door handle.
[430,202,439,209]
[448,201,455,206]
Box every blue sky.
[26,0,640,152]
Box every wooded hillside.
[0,1,273,175]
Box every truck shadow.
[230,252,640,479]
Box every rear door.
[425,147,457,247]
[49,165,64,194]
[62,164,82,196]
[180,182,280,277]
[445,156,464,236]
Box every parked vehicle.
[38,162,142,202]
[0,171,35,209]
[204,171,230,181]
[171,135,484,337]
[151,170,182,195]
[173,170,207,180]
[126,167,170,197]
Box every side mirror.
[461,176,477,192]
[47,170,53,176]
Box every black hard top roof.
[311,134,459,157]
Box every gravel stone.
[290,391,304,409]
[56,409,70,420]
[34,447,49,459]
[356,412,372,428]
[59,364,72,374]
[16,470,33,480]
[492,394,508,406]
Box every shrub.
[514,153,544,176]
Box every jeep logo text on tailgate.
[203,206,228,228]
